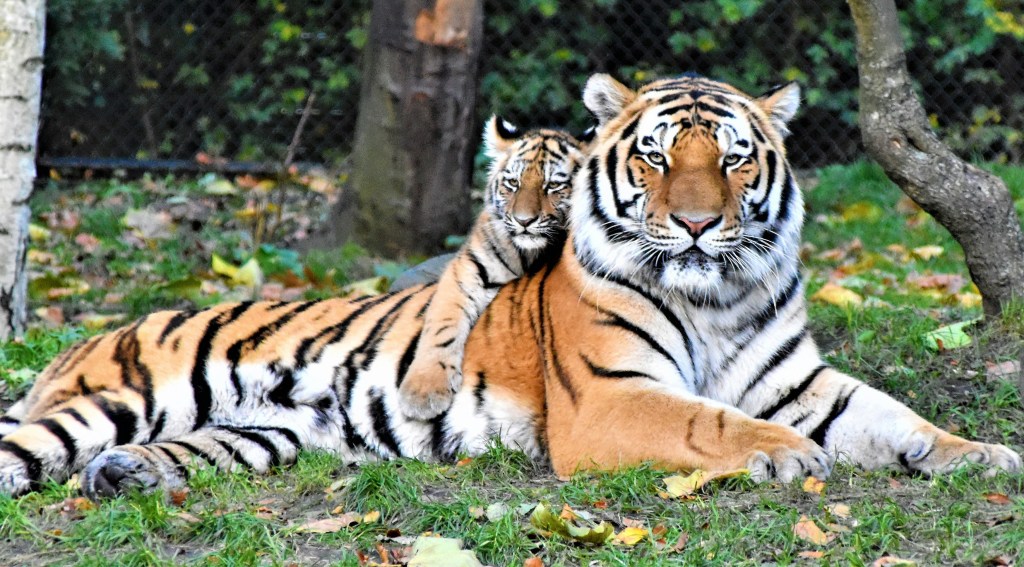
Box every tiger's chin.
[657,248,726,294]
[513,233,553,252]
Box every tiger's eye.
[503,178,520,190]
[645,152,666,167]
[722,154,745,166]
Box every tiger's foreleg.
[545,378,832,482]
[79,425,305,499]
[757,367,1022,475]
[0,390,156,495]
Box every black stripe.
[592,304,683,372]
[93,397,139,445]
[483,230,516,274]
[369,391,402,456]
[215,438,254,470]
[340,407,369,451]
[154,445,188,478]
[395,330,422,387]
[808,386,859,446]
[736,329,808,404]
[191,302,254,429]
[775,167,795,225]
[225,303,318,403]
[0,440,42,484]
[607,145,631,218]
[296,293,395,366]
[36,418,78,464]
[171,441,217,467]
[223,427,281,467]
[148,410,167,442]
[61,407,89,426]
[342,292,418,406]
[473,372,487,407]
[251,426,301,448]
[696,101,734,118]
[735,272,801,335]
[158,311,196,346]
[113,321,156,422]
[268,367,296,408]
[657,103,693,116]
[0,416,20,425]
[581,354,655,380]
[620,117,640,140]
[467,251,498,289]
[755,364,828,420]
[429,411,449,459]
[548,348,577,404]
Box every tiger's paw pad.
[746,439,832,483]
[82,447,176,499]
[398,361,461,420]
[911,437,1022,476]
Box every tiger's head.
[572,73,803,296]
[483,115,593,252]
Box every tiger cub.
[397,116,591,419]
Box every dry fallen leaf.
[612,526,648,546]
[670,531,690,553]
[296,517,352,534]
[983,492,1012,505]
[798,551,826,559]
[169,488,189,507]
[792,515,833,546]
[827,503,851,519]
[662,468,749,498]
[529,502,614,544]
[911,245,944,260]
[523,558,544,567]
[811,282,863,308]
[407,536,484,567]
[985,361,1021,382]
[802,476,826,495]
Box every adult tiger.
[0,74,1017,499]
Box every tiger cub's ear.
[755,82,801,138]
[484,115,521,160]
[583,74,635,126]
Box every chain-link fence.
[39,0,1024,171]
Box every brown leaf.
[887,478,903,489]
[523,558,544,567]
[799,551,825,559]
[559,504,578,521]
[169,488,189,507]
[34,306,64,327]
[986,554,1013,566]
[906,272,965,294]
[811,283,863,308]
[74,233,101,253]
[592,499,608,509]
[651,524,668,538]
[670,531,690,553]
[985,361,1021,382]
[173,511,202,524]
[296,517,352,533]
[827,503,851,519]
[792,515,833,546]
[621,516,645,528]
[983,492,1012,505]
[802,476,826,495]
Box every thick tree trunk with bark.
[848,0,1024,317]
[0,1,45,340]
[329,0,483,256]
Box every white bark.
[0,0,45,340]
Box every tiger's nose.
[514,213,538,227]
[669,214,720,238]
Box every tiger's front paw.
[397,356,461,420]
[82,446,185,500]
[903,431,1022,477]
[746,434,833,483]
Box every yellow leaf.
[663,468,749,498]
[840,201,883,222]
[827,503,850,518]
[212,255,263,288]
[802,476,826,495]
[27,249,56,265]
[911,245,944,260]
[871,556,916,567]
[341,276,388,297]
[529,502,614,544]
[811,283,863,308]
[362,510,381,523]
[253,180,277,192]
[792,515,832,546]
[612,527,648,546]
[954,292,982,309]
[408,537,484,567]
[203,179,238,195]
[28,223,52,242]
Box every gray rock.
[389,253,457,291]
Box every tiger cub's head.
[573,73,803,295]
[483,115,593,252]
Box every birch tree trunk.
[0,0,45,340]
[327,0,484,256]
[848,0,1024,317]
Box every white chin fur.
[514,233,549,251]
[659,257,725,293]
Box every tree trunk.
[0,0,45,340]
[328,0,483,256]
[848,0,1024,318]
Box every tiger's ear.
[755,82,800,138]
[483,115,520,159]
[583,74,635,126]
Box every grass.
[1,162,1024,565]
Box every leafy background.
[40,0,1024,168]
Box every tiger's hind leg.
[81,425,307,499]
[0,390,156,495]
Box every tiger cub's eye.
[722,154,746,167]
[503,178,520,190]
[644,152,666,168]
